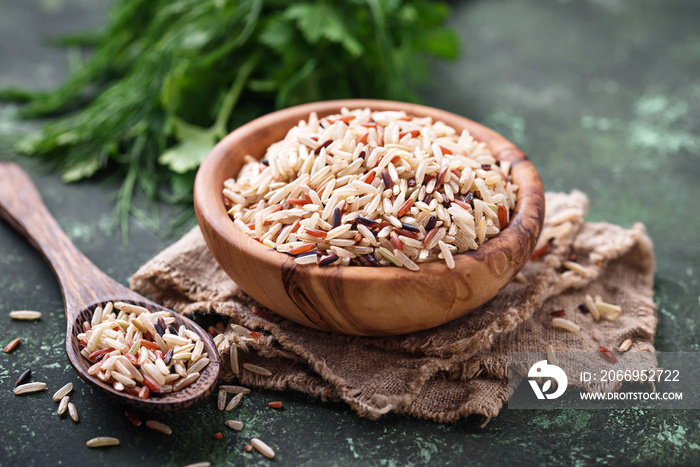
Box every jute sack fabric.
[131,191,656,423]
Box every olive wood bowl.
[194,99,544,336]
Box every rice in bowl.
[222,108,518,271]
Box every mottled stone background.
[1,0,699,465]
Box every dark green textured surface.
[1,0,699,465]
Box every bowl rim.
[194,98,544,284]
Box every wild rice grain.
[251,438,275,459]
[86,437,120,448]
[242,363,272,376]
[551,318,581,333]
[145,420,172,435]
[57,395,70,416]
[224,420,244,431]
[4,337,21,353]
[68,402,79,422]
[13,382,46,395]
[15,369,31,386]
[53,382,73,402]
[225,393,243,412]
[9,311,42,321]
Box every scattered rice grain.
[584,294,601,321]
[225,393,243,412]
[145,420,172,435]
[546,344,559,366]
[551,318,581,333]
[618,339,633,352]
[68,402,79,422]
[86,437,120,448]
[217,389,227,411]
[14,382,46,395]
[251,438,275,459]
[225,420,244,431]
[57,395,70,416]
[53,382,73,402]
[219,385,250,394]
[229,344,239,376]
[242,363,272,376]
[9,311,42,320]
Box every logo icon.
[528,360,568,400]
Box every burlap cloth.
[130,191,657,423]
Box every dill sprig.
[1,0,459,241]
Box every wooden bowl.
[194,99,544,336]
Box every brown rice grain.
[584,294,601,321]
[57,395,70,415]
[86,437,120,448]
[251,438,275,459]
[172,372,199,391]
[595,299,622,320]
[563,260,590,276]
[229,344,239,376]
[549,208,583,226]
[219,385,250,394]
[52,382,73,402]
[188,357,210,375]
[551,318,581,333]
[14,382,46,395]
[9,311,42,320]
[145,420,172,435]
[242,363,272,376]
[68,402,79,422]
[217,389,227,411]
[618,339,633,352]
[111,371,136,388]
[225,393,243,412]
[546,344,559,366]
[224,420,244,431]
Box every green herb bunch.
[2,0,458,239]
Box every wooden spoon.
[0,162,219,411]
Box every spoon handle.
[0,162,140,320]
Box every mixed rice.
[223,108,518,270]
[77,302,209,397]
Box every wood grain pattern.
[194,99,545,336]
[0,162,219,412]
